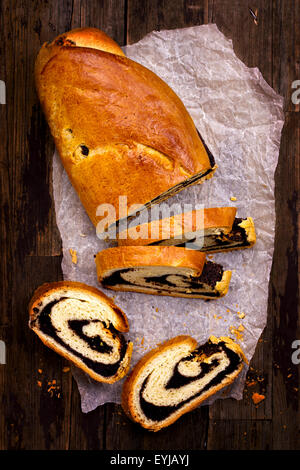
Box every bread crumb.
[229,325,244,341]
[238,312,245,319]
[38,369,43,374]
[230,196,237,201]
[37,380,42,388]
[252,392,265,405]
[47,380,61,398]
[69,248,78,264]
[62,367,70,373]
[246,380,257,387]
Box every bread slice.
[35,28,216,230]
[95,246,231,299]
[117,207,256,253]
[122,335,246,431]
[29,281,133,383]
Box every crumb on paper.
[230,196,237,201]
[229,325,244,341]
[238,312,245,319]
[252,392,265,405]
[69,248,78,264]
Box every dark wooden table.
[0,0,299,451]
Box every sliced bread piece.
[95,246,231,299]
[117,207,256,253]
[29,281,133,383]
[122,335,246,431]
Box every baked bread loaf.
[95,246,231,299]
[29,281,133,383]
[117,207,256,252]
[35,28,216,230]
[122,335,246,431]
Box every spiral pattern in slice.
[29,282,132,382]
[122,336,245,431]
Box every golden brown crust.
[35,28,124,83]
[28,280,133,383]
[117,207,237,246]
[95,246,206,279]
[121,335,245,431]
[35,28,215,227]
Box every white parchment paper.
[52,24,284,412]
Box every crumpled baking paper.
[52,24,284,412]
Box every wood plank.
[207,419,273,450]
[208,0,299,448]
[0,15,12,326]
[68,382,105,450]
[270,111,300,449]
[209,0,273,86]
[0,0,126,450]
[2,255,73,449]
[272,0,300,111]
[105,403,208,450]
[127,0,210,44]
[0,326,9,450]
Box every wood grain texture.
[0,0,299,450]
[105,403,208,450]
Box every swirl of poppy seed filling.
[153,217,249,251]
[34,297,128,377]
[102,261,224,297]
[138,341,242,422]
